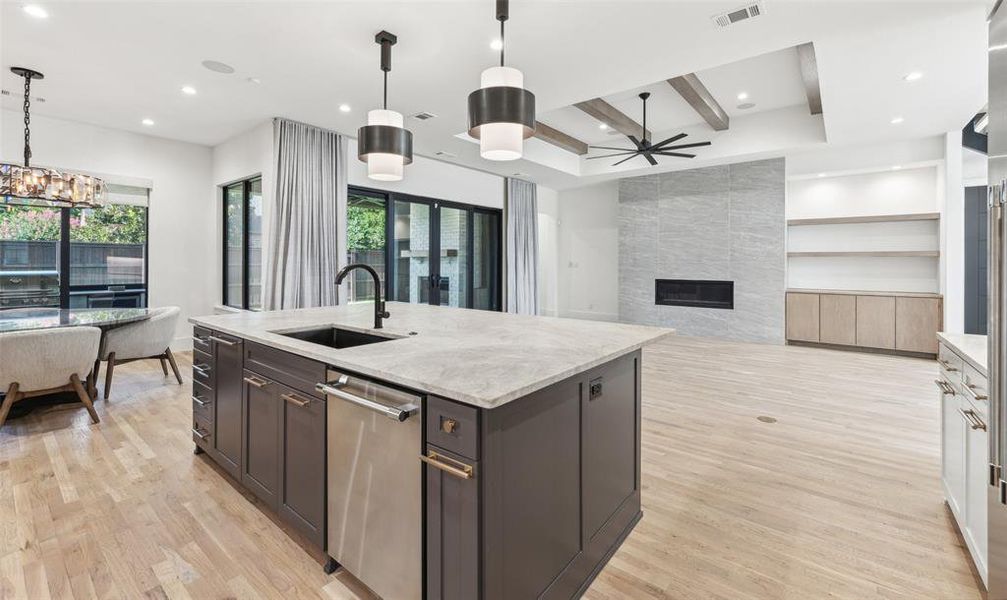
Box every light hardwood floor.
[0,336,983,599]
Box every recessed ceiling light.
[246,77,261,84]
[201,60,235,74]
[817,173,826,178]
[990,43,1007,52]
[903,71,923,82]
[892,165,902,170]
[23,4,48,18]
[599,123,609,130]
[737,102,756,110]
[490,39,503,51]
[338,104,351,113]
[141,118,155,126]
[890,116,904,124]
[737,92,749,101]
[181,85,197,95]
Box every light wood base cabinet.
[785,291,942,356]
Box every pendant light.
[467,0,536,161]
[358,31,413,182]
[0,67,105,207]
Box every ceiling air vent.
[0,89,9,97]
[712,1,763,28]
[410,111,437,121]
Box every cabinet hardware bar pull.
[934,379,952,395]
[192,364,210,377]
[191,428,209,440]
[937,358,959,372]
[282,393,310,408]
[964,382,988,402]
[959,408,987,431]
[208,335,237,346]
[192,395,209,407]
[316,381,417,422]
[243,376,268,388]
[193,336,209,346]
[419,451,474,480]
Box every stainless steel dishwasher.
[317,370,423,600]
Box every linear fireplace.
[655,279,734,310]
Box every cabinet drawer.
[938,344,964,384]
[192,360,213,387]
[426,396,479,460]
[244,341,326,399]
[192,412,213,451]
[192,328,212,355]
[192,380,213,423]
[962,363,988,419]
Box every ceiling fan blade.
[643,152,658,166]
[612,154,641,167]
[588,145,636,152]
[650,133,687,149]
[627,135,644,150]
[652,151,696,158]
[657,141,712,151]
[586,151,639,160]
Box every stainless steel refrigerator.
[988,4,1007,598]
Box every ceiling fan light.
[358,108,413,181]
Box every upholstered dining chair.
[100,306,182,399]
[0,326,102,428]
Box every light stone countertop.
[190,302,674,409]
[937,332,987,376]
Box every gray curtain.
[263,118,346,310]
[506,178,538,315]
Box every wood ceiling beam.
[666,73,729,131]
[796,42,823,115]
[533,121,588,155]
[574,98,650,141]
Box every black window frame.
[348,185,503,311]
[222,176,261,310]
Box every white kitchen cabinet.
[965,407,988,585]
[941,386,966,520]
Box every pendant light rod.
[497,0,508,67]
[639,92,650,145]
[376,30,397,110]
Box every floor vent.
[411,111,438,121]
[712,1,764,28]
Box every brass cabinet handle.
[282,393,310,408]
[420,451,474,480]
[938,358,959,372]
[209,335,237,347]
[964,382,988,402]
[191,428,210,440]
[935,379,953,395]
[192,395,209,407]
[243,376,268,388]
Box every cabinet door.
[241,371,280,509]
[819,294,856,346]
[279,387,326,548]
[212,333,244,479]
[425,446,479,600]
[895,297,941,354]
[965,411,989,576]
[786,293,820,342]
[942,390,967,520]
[856,296,896,349]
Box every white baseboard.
[171,335,193,352]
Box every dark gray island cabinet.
[189,304,665,600]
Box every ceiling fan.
[587,92,711,167]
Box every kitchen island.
[189,302,671,600]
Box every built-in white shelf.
[788,250,940,258]
[786,212,940,226]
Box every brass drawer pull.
[964,382,988,402]
[243,376,268,388]
[282,393,310,408]
[938,358,959,372]
[420,451,474,480]
[209,335,237,347]
[192,395,209,407]
[191,428,210,440]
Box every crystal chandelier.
[0,67,105,207]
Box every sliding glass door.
[348,186,502,311]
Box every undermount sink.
[278,327,397,349]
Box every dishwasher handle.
[316,377,419,422]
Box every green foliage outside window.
[0,205,146,244]
[347,199,385,251]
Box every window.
[223,177,262,310]
[0,187,150,310]
[349,186,502,311]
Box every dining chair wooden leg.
[71,374,100,424]
[159,357,168,376]
[165,348,183,385]
[103,353,116,400]
[0,383,20,428]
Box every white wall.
[943,131,965,333]
[0,110,215,349]
[554,181,620,321]
[537,186,559,316]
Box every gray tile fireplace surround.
[618,158,785,343]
